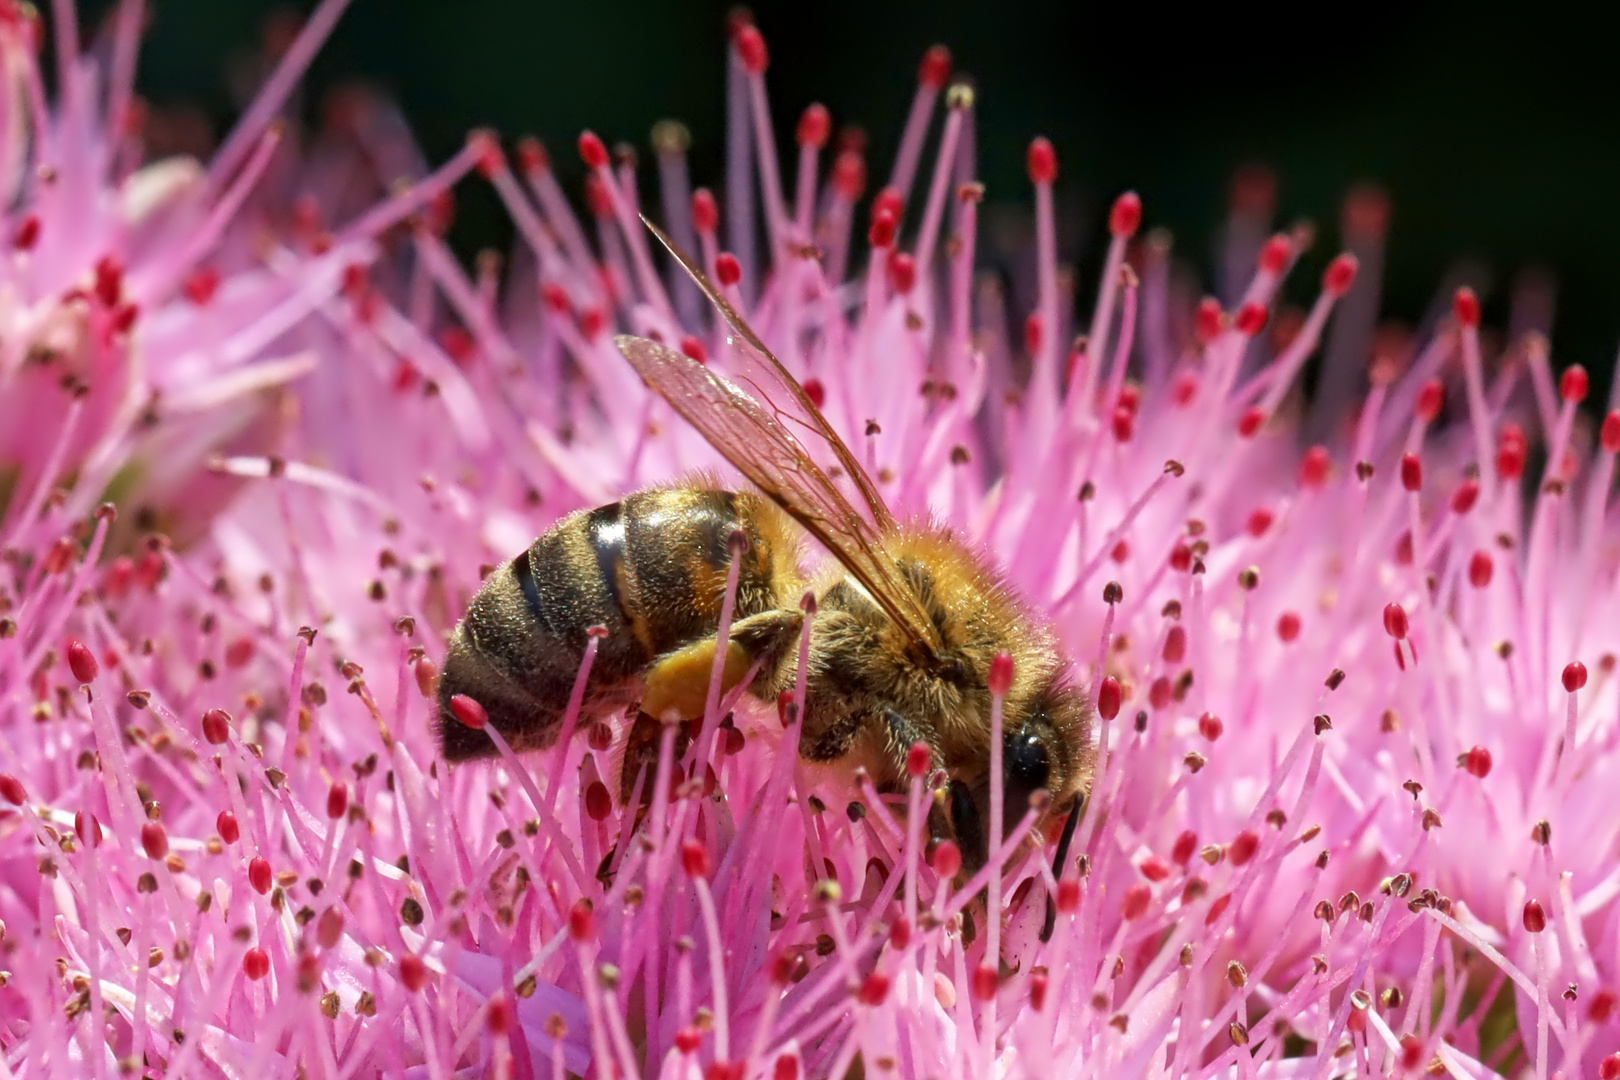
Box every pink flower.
[0,7,1615,1078]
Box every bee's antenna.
[1040,793,1084,942]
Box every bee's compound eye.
[1004,732,1050,835]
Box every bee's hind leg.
[640,609,803,724]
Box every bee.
[437,220,1093,937]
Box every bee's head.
[933,675,1093,879]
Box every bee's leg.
[641,609,804,723]
[729,609,805,696]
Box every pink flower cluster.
[0,3,1617,1077]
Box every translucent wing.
[614,261,941,653]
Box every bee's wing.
[615,331,943,657]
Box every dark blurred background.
[75,0,1619,390]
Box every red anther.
[184,266,221,306]
[905,741,933,781]
[93,256,123,307]
[326,782,348,819]
[1162,625,1187,664]
[400,953,428,992]
[413,658,440,701]
[1228,830,1259,866]
[1169,542,1193,572]
[1024,312,1043,356]
[723,726,746,755]
[516,135,549,175]
[774,1057,800,1080]
[859,971,892,1006]
[243,948,270,981]
[1237,406,1265,438]
[340,262,367,299]
[887,916,913,951]
[1116,384,1140,415]
[1451,479,1480,515]
[691,188,719,234]
[797,104,830,149]
[1171,830,1198,864]
[75,811,102,847]
[1030,969,1049,1011]
[1563,661,1588,692]
[1110,539,1130,564]
[1346,1007,1367,1034]
[1322,253,1359,297]
[249,856,272,894]
[1234,301,1268,337]
[449,694,488,730]
[1601,1052,1620,1080]
[103,556,134,598]
[1463,745,1492,778]
[971,963,998,1002]
[1056,878,1081,912]
[873,185,903,221]
[1199,711,1225,741]
[1097,677,1122,720]
[1416,379,1444,422]
[1194,298,1226,345]
[67,639,99,684]
[675,1028,702,1055]
[568,898,596,941]
[831,150,866,201]
[1258,234,1291,274]
[802,377,827,410]
[1110,191,1142,239]
[1171,373,1200,411]
[541,283,571,315]
[918,44,952,89]
[1590,989,1617,1024]
[1400,453,1422,492]
[217,811,240,845]
[679,335,708,365]
[1468,551,1493,588]
[1148,676,1171,710]
[1026,137,1058,185]
[1246,508,1274,537]
[1497,425,1526,481]
[12,214,39,250]
[110,301,139,335]
[681,839,711,879]
[1276,612,1301,643]
[141,822,168,859]
[1382,603,1408,640]
[1603,411,1620,453]
[225,638,254,668]
[1299,445,1330,489]
[716,253,742,287]
[486,994,513,1036]
[1205,893,1232,926]
[577,130,609,170]
[470,131,503,178]
[202,709,231,745]
[1523,899,1546,933]
[930,840,962,879]
[1140,855,1171,882]
[1120,883,1151,921]
[1112,406,1135,443]
[767,952,805,990]
[1453,287,1480,329]
[583,781,612,821]
[868,207,897,248]
[0,775,24,805]
[888,251,917,294]
[579,307,607,340]
[1560,364,1589,403]
[1399,1034,1424,1071]
[438,326,476,366]
[734,24,768,73]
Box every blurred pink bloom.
[0,6,1617,1079]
